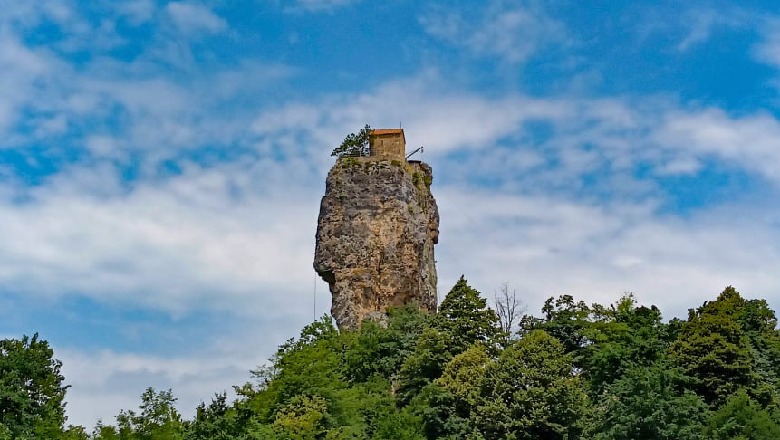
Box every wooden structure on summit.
[369,129,405,160]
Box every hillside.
[3,278,780,439]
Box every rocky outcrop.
[314,158,439,329]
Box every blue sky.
[2,0,780,428]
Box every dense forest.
[3,278,780,439]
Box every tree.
[236,315,422,438]
[186,393,242,440]
[397,327,453,405]
[397,277,500,402]
[62,425,90,440]
[589,361,709,440]
[331,125,372,157]
[733,298,780,407]
[669,287,755,404]
[233,317,345,432]
[342,305,429,383]
[0,333,68,439]
[421,346,491,439]
[0,424,11,440]
[474,330,588,440]
[493,283,524,340]
[272,395,329,440]
[435,276,500,352]
[581,295,669,395]
[90,421,121,440]
[705,389,780,440]
[101,388,185,440]
[523,294,592,354]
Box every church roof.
[370,128,405,143]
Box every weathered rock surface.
[314,158,439,329]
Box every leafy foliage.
[186,393,241,440]
[330,125,372,157]
[8,283,780,439]
[92,388,185,440]
[0,333,68,439]
[397,277,500,403]
[435,276,500,351]
[342,305,428,383]
[590,361,709,439]
[705,389,780,439]
[669,286,756,404]
[475,331,588,440]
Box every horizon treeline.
[3,279,780,439]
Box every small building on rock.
[369,129,405,160]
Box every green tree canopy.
[474,330,589,440]
[669,286,756,404]
[435,276,500,352]
[0,333,68,439]
[590,361,709,440]
[331,125,372,157]
[92,388,185,440]
[397,277,500,403]
[705,389,780,440]
[11,283,780,440]
[581,295,669,395]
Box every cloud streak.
[0,161,321,315]
[166,2,227,35]
[283,0,360,13]
[420,0,567,64]
[436,188,780,321]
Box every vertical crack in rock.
[314,157,439,329]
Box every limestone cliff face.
[314,158,439,329]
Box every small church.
[369,128,405,160]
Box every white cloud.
[676,7,749,51]
[0,33,294,154]
[60,341,270,427]
[246,78,780,321]
[250,73,780,191]
[435,188,780,321]
[283,0,359,13]
[0,31,66,140]
[314,87,772,320]
[112,0,157,25]
[655,108,780,181]
[753,17,780,85]
[0,0,80,30]
[0,32,50,75]
[0,0,132,53]
[166,2,227,35]
[251,72,572,156]
[420,0,567,63]
[3,73,776,320]
[0,161,323,316]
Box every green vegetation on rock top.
[331,125,372,158]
